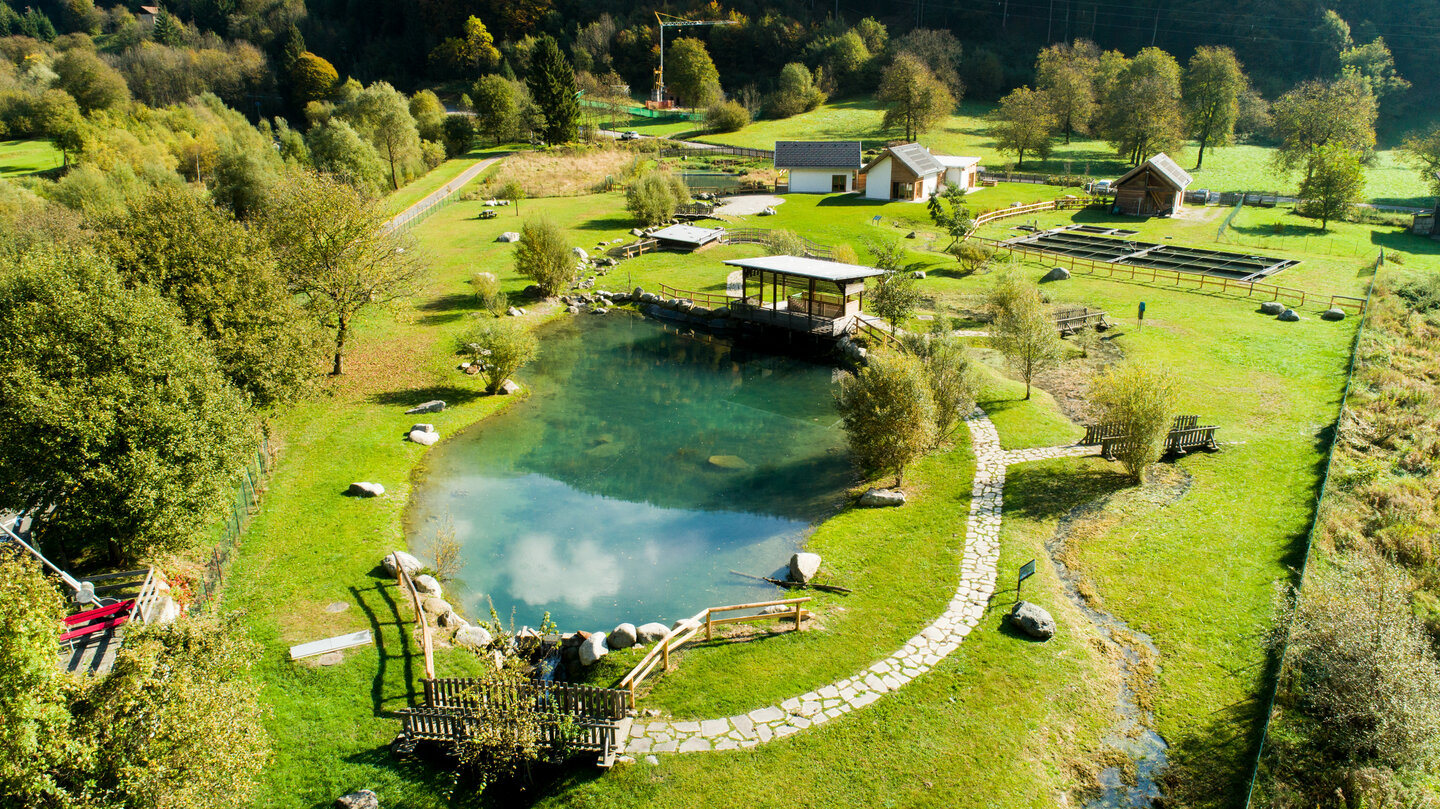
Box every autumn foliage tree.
[289,51,338,107]
[879,52,954,141]
[991,86,1057,168]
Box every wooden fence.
[977,237,1368,314]
[723,227,834,259]
[424,677,628,721]
[852,315,903,351]
[396,566,435,680]
[663,145,775,160]
[618,598,810,708]
[658,282,731,308]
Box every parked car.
[620,131,640,141]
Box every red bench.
[60,599,135,643]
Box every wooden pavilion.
[724,255,883,337]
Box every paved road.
[383,154,507,233]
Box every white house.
[936,155,981,191]
[861,143,982,201]
[773,141,862,194]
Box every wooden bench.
[1101,424,1219,459]
[1083,415,1199,446]
[60,599,135,644]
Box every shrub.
[456,318,538,394]
[901,326,979,446]
[513,217,572,296]
[705,99,750,133]
[835,349,937,487]
[769,228,807,256]
[830,243,859,264]
[625,169,687,226]
[950,240,995,273]
[471,271,508,316]
[871,268,920,329]
[988,266,1063,400]
[1087,362,1178,482]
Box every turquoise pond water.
[406,314,853,633]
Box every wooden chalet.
[1111,153,1193,217]
[725,255,882,337]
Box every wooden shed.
[1111,153,1193,217]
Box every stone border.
[620,408,1098,758]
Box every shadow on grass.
[1161,691,1269,808]
[574,213,635,232]
[1371,228,1440,257]
[420,293,477,314]
[369,386,487,410]
[1002,462,1132,524]
[353,580,421,717]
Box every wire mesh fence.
[189,437,273,612]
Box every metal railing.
[190,437,273,611]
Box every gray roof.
[876,142,944,177]
[651,224,726,245]
[1115,153,1193,191]
[723,255,884,282]
[773,141,863,170]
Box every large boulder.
[348,481,385,498]
[858,488,906,508]
[413,574,442,598]
[707,455,748,470]
[572,247,589,261]
[381,551,422,577]
[1009,601,1056,640]
[609,622,638,650]
[1277,308,1301,322]
[578,631,609,665]
[496,379,521,395]
[410,423,435,434]
[1042,266,1071,282]
[497,232,520,243]
[422,596,452,616]
[1321,308,1347,321]
[405,400,446,415]
[635,622,669,644]
[335,790,380,809]
[789,552,822,584]
[1259,300,1285,315]
[408,430,438,446]
[454,625,493,650]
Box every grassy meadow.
[0,138,63,177]
[222,149,1405,806]
[692,99,1433,207]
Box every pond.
[406,314,853,633]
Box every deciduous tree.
[879,52,954,142]
[1099,46,1184,165]
[456,319,537,394]
[1035,40,1097,144]
[870,268,920,330]
[259,170,424,375]
[52,48,129,112]
[835,350,937,488]
[514,216,573,296]
[767,62,825,119]
[1087,362,1178,481]
[989,268,1062,400]
[97,184,315,407]
[665,37,721,109]
[625,168,688,226]
[1182,46,1246,170]
[290,51,338,106]
[900,326,978,447]
[1270,76,1376,184]
[306,118,387,192]
[1340,37,1408,101]
[990,86,1056,169]
[342,81,422,190]
[471,74,518,144]
[1298,142,1364,230]
[0,247,252,563]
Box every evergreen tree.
[526,35,577,144]
[280,22,305,74]
[152,6,184,47]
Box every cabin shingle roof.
[1115,153,1193,191]
[773,141,863,169]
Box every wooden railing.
[396,566,435,681]
[398,705,621,758]
[658,282,732,308]
[851,315,903,351]
[424,677,628,721]
[723,228,834,260]
[87,567,166,624]
[970,197,1093,229]
[978,237,1368,314]
[609,238,659,259]
[618,598,811,708]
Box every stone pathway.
[620,409,1100,759]
[725,270,743,298]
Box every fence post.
[794,602,803,631]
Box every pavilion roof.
[723,255,884,282]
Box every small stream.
[1045,471,1191,808]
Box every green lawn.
[228,178,1370,807]
[0,138,63,177]
[696,99,1432,206]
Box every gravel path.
[714,194,786,217]
[618,409,1099,761]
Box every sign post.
[1017,559,1036,601]
[1137,301,1146,329]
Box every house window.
[897,182,914,199]
[832,174,847,192]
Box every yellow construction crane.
[653,12,737,103]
